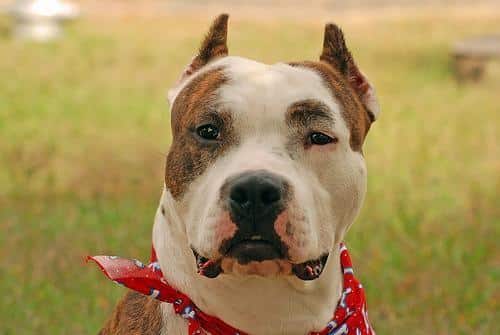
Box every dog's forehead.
[170,55,370,152]
[170,56,342,122]
[217,56,341,119]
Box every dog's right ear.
[168,14,229,104]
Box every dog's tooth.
[250,235,263,241]
[195,254,209,267]
[292,253,329,280]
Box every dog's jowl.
[92,14,380,335]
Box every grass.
[1,11,499,335]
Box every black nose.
[227,171,285,221]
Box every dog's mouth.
[192,245,329,281]
[291,253,329,280]
[193,249,223,279]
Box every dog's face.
[164,15,379,281]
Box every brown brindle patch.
[98,292,163,335]
[319,23,377,123]
[286,99,334,128]
[165,67,235,198]
[286,99,336,151]
[289,61,371,151]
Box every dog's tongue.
[196,254,223,278]
[292,255,328,281]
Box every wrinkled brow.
[286,99,334,128]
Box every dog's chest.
[160,303,189,334]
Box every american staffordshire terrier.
[92,14,380,335]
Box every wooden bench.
[453,35,500,81]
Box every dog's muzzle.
[191,170,330,281]
[221,170,286,262]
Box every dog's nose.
[227,171,285,220]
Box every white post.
[8,0,79,41]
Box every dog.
[95,14,380,335]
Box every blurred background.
[0,0,499,334]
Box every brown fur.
[286,99,336,150]
[320,23,376,122]
[98,292,163,335]
[190,14,229,74]
[286,99,334,129]
[289,61,371,151]
[320,24,354,76]
[165,68,234,198]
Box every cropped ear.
[320,24,380,121]
[168,14,229,104]
[190,13,229,73]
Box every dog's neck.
[153,191,344,335]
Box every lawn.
[0,9,499,335]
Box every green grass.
[1,12,499,334]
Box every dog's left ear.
[168,14,229,104]
[320,24,380,122]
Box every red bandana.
[88,243,375,335]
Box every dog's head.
[164,15,379,281]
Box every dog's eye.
[309,132,336,145]
[196,124,220,140]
